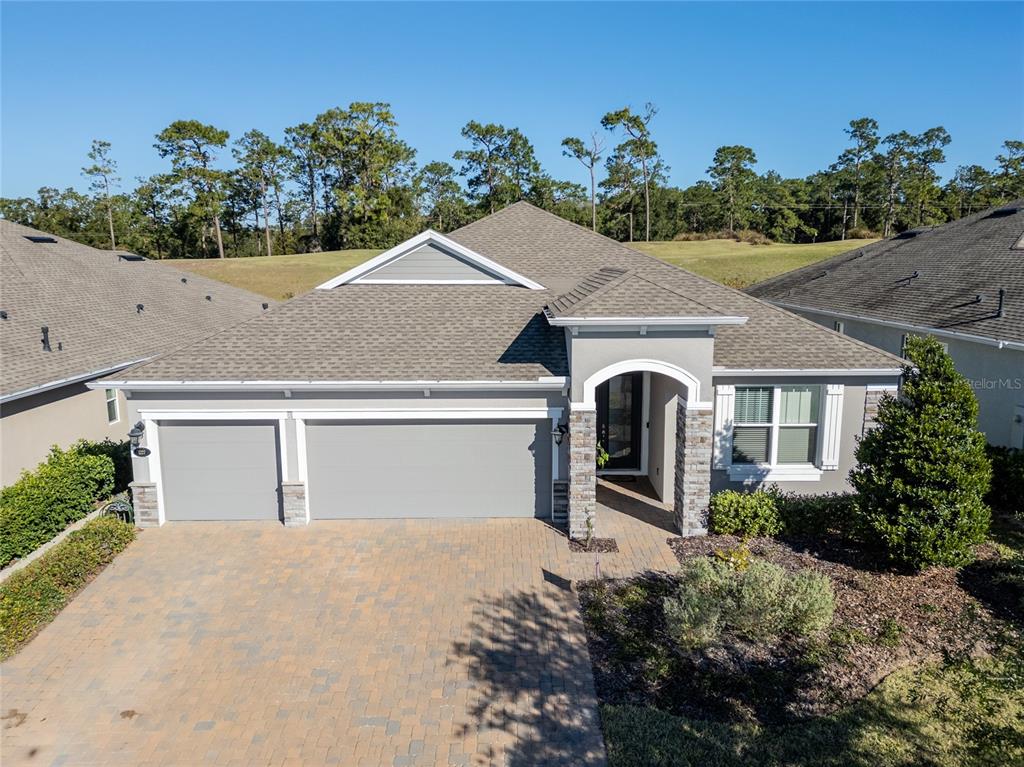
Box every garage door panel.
[160,421,281,521]
[307,420,551,519]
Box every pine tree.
[851,336,991,569]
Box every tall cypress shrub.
[850,336,991,569]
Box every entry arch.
[580,358,706,410]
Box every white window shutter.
[820,384,844,470]
[713,385,735,469]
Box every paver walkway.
[1,481,679,767]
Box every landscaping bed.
[580,534,1004,725]
[0,516,136,660]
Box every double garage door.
[159,419,551,521]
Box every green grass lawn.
[170,239,875,300]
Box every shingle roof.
[545,268,729,319]
[747,201,1024,345]
[111,202,902,383]
[0,220,272,398]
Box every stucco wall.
[647,373,685,501]
[1,383,129,486]
[567,330,714,403]
[795,309,1023,447]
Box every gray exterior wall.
[647,373,685,502]
[567,330,714,403]
[793,308,1023,447]
[362,243,501,282]
[1,382,129,487]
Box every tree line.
[2,102,1021,259]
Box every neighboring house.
[0,221,272,485]
[748,201,1024,449]
[96,203,903,538]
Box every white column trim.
[294,418,311,523]
[144,419,166,526]
[277,418,290,482]
[820,383,845,471]
[712,385,735,470]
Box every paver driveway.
[1,482,678,767]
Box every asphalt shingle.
[747,201,1024,345]
[109,202,903,383]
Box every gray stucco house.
[97,203,903,538]
[748,201,1024,449]
[0,220,271,486]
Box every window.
[105,389,119,424]
[833,320,845,334]
[732,385,821,466]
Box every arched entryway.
[568,359,713,541]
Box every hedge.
[74,439,132,495]
[986,445,1024,517]
[0,516,135,660]
[0,442,116,568]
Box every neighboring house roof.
[106,202,902,385]
[0,220,272,401]
[747,201,1024,347]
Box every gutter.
[713,367,903,377]
[770,301,1024,352]
[545,315,748,327]
[1,359,151,405]
[88,377,570,394]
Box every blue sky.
[2,2,1022,199]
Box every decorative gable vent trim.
[315,230,545,291]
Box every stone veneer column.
[129,481,161,528]
[282,481,308,527]
[673,404,713,537]
[862,388,889,434]
[568,408,597,541]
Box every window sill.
[726,464,823,482]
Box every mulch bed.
[578,533,1012,725]
[569,537,619,554]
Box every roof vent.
[117,253,146,262]
[24,235,57,244]
[136,303,144,313]
[895,228,930,240]
[0,310,7,320]
[205,295,212,301]
[181,277,188,284]
[41,326,51,352]
[261,302,269,310]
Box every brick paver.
[1,481,678,767]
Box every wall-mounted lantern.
[128,421,150,456]
[551,421,569,446]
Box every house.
[748,201,1024,449]
[0,221,272,485]
[95,203,903,538]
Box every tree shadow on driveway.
[448,581,607,767]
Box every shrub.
[74,439,132,494]
[986,445,1024,517]
[664,557,835,649]
[709,489,783,538]
[774,491,864,540]
[0,516,134,659]
[0,445,115,568]
[851,336,992,569]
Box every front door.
[596,373,643,471]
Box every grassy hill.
[171,238,876,301]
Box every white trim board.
[769,301,1024,352]
[292,407,557,421]
[547,316,748,328]
[315,230,545,291]
[713,367,902,377]
[94,378,568,393]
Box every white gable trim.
[315,230,545,290]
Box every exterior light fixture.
[552,421,569,446]
[128,421,145,451]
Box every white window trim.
[723,384,829,482]
[105,388,120,424]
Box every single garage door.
[160,420,282,521]
[306,420,551,519]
